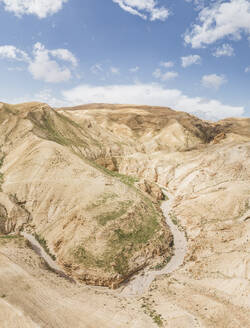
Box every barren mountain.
[0,102,249,327]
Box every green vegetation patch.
[108,203,160,275]
[0,153,4,191]
[151,256,171,270]
[34,233,56,261]
[74,246,96,267]
[141,299,164,327]
[0,173,3,191]
[0,235,25,247]
[108,171,139,186]
[112,253,129,276]
[170,212,178,226]
[87,159,139,188]
[95,200,133,226]
[73,198,161,277]
[28,108,101,150]
[0,155,4,168]
[86,192,118,210]
[113,218,158,245]
[0,235,19,239]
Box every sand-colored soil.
[0,102,249,327]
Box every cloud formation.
[202,74,227,90]
[181,54,201,67]
[153,68,178,81]
[29,42,77,83]
[0,0,68,18]
[0,43,77,83]
[61,83,244,120]
[213,43,234,57]
[185,0,250,48]
[90,64,103,75]
[0,45,29,61]
[160,61,174,68]
[112,0,169,21]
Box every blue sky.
[0,0,249,120]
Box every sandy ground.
[0,238,157,327]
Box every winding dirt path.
[119,190,187,297]
[21,232,75,282]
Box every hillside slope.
[0,102,173,288]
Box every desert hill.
[0,102,173,288]
[0,102,249,327]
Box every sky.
[0,0,249,120]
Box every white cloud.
[245,66,250,73]
[129,66,139,73]
[110,66,120,74]
[112,0,169,21]
[61,83,244,120]
[28,43,73,83]
[181,54,201,67]
[185,0,250,48]
[153,68,162,79]
[90,64,103,74]
[34,89,67,107]
[153,68,178,81]
[3,89,67,108]
[160,61,174,68]
[202,74,227,90]
[0,43,77,83]
[9,83,243,120]
[50,48,77,66]
[0,45,29,61]
[161,71,178,81]
[7,66,24,71]
[185,0,208,10]
[213,43,234,57]
[0,0,68,18]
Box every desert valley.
[0,101,249,327]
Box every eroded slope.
[0,102,173,288]
[0,101,249,328]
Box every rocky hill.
[0,102,173,288]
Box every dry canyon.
[0,102,249,327]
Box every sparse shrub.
[95,200,133,226]
[170,213,178,225]
[34,233,56,261]
[0,154,4,191]
[153,256,171,270]
[86,193,118,210]
[141,301,164,327]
